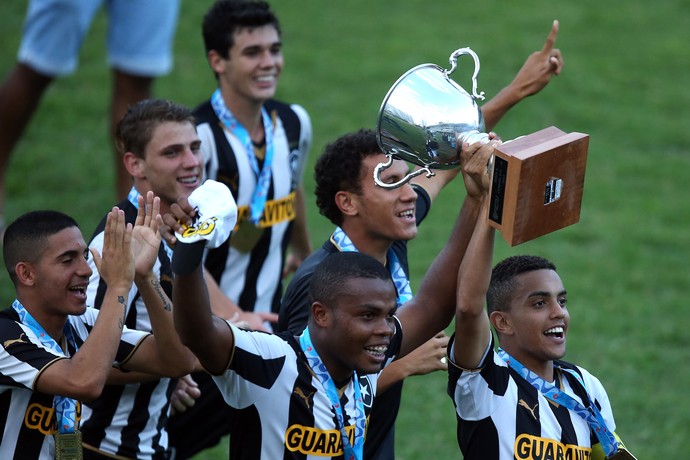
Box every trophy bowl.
[375,48,489,188]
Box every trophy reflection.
[375,48,588,246]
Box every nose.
[375,317,396,337]
[549,301,566,319]
[182,147,202,168]
[79,255,93,279]
[259,49,280,67]
[400,182,418,202]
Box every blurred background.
[1,1,688,458]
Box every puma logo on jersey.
[518,399,538,420]
[294,388,315,408]
[3,333,29,349]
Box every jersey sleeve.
[289,103,312,186]
[0,320,65,390]
[212,325,292,408]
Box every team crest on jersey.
[358,375,374,409]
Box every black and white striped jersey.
[81,197,176,459]
[448,334,616,460]
[197,99,312,316]
[0,307,149,460]
[212,320,402,460]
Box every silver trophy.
[375,48,489,189]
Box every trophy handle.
[374,153,435,189]
[446,47,486,101]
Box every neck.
[18,297,66,343]
[504,346,555,382]
[220,88,265,143]
[339,222,391,265]
[307,326,353,385]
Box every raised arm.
[452,196,495,369]
[35,209,133,401]
[396,140,497,357]
[123,192,196,377]
[162,198,236,375]
[481,20,563,131]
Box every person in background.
[167,1,313,456]
[0,0,181,232]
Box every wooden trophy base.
[488,126,589,246]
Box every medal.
[55,430,83,460]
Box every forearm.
[135,273,196,375]
[290,187,312,258]
[397,193,483,358]
[173,264,234,374]
[204,268,243,320]
[38,287,130,400]
[376,359,412,394]
[453,199,495,369]
[481,85,523,132]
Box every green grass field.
[2,1,689,458]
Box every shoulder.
[192,99,215,123]
[264,100,311,141]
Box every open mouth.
[178,175,199,185]
[544,326,564,339]
[396,209,414,220]
[365,345,388,360]
[68,285,87,300]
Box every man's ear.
[490,311,513,336]
[311,301,332,328]
[15,262,36,287]
[335,191,358,217]
[208,50,226,75]
[123,152,145,179]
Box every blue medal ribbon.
[299,328,365,460]
[330,227,412,306]
[211,89,274,226]
[12,299,79,434]
[497,348,619,457]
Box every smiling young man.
[166,2,313,456]
[0,204,194,459]
[160,136,493,459]
[448,196,634,459]
[79,99,205,459]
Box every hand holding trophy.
[375,48,588,246]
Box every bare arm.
[453,197,495,369]
[117,193,196,377]
[205,267,278,331]
[396,140,497,357]
[377,332,448,393]
[163,199,236,375]
[481,20,564,131]
[283,186,313,277]
[35,208,133,401]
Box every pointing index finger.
[541,19,559,55]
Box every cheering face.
[133,121,203,212]
[215,24,283,106]
[498,269,570,371]
[29,227,93,317]
[354,155,419,245]
[324,277,398,379]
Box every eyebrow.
[527,290,567,298]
